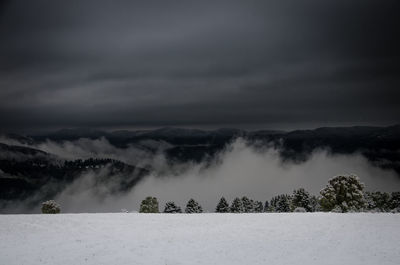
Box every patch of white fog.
[0,135,171,167]
[37,137,171,167]
[53,138,400,213]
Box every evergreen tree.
[389,192,400,210]
[241,196,254,213]
[365,191,391,212]
[269,196,279,212]
[264,200,270,212]
[215,197,230,213]
[230,197,244,213]
[292,188,313,212]
[319,174,366,212]
[276,195,291,212]
[270,194,291,212]
[331,205,342,213]
[139,196,159,213]
[163,201,182,213]
[309,196,319,212]
[185,198,203,213]
[41,200,61,214]
[254,201,264,213]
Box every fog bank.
[53,139,400,212]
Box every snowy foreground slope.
[1,213,399,265]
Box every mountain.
[0,142,54,162]
[260,125,400,159]
[1,125,399,209]
[35,128,109,141]
[246,125,400,173]
[0,143,149,205]
[0,133,35,145]
[9,125,400,168]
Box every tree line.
[138,175,400,214]
[41,174,400,214]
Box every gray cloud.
[0,0,399,132]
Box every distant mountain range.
[26,124,399,145]
[0,142,149,209]
[1,125,399,211]
[30,124,400,168]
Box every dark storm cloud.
[0,0,399,132]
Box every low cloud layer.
[36,137,171,168]
[0,135,170,168]
[1,137,399,213]
[53,139,400,212]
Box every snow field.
[0,213,399,265]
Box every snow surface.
[1,213,399,265]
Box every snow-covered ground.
[1,213,399,265]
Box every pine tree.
[185,199,203,213]
[292,188,313,212]
[241,196,254,213]
[269,196,278,212]
[270,194,291,212]
[276,195,291,212]
[163,201,182,213]
[41,200,61,214]
[319,174,366,212]
[254,201,264,213]
[365,191,391,212]
[230,197,244,213]
[309,196,319,212]
[215,197,230,213]
[139,196,159,213]
[264,200,270,212]
[389,192,400,210]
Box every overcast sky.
[0,0,399,132]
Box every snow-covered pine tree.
[365,191,391,212]
[230,197,244,213]
[139,196,159,213]
[254,201,264,213]
[269,196,278,212]
[330,205,342,213]
[264,200,270,212]
[270,194,291,212]
[185,198,203,213]
[309,196,320,212]
[389,192,400,210]
[292,188,313,212]
[241,196,254,213]
[41,200,61,214]
[276,195,291,212]
[319,174,366,212]
[215,197,230,213]
[163,201,182,213]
